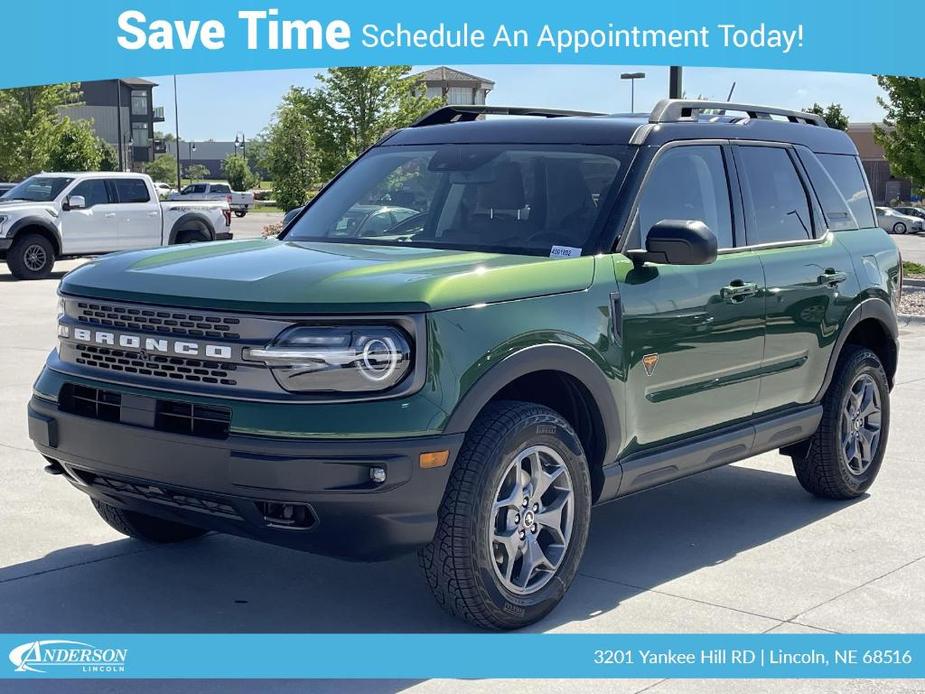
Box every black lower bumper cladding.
[28,391,463,561]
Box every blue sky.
[145,65,888,141]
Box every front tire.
[91,499,208,543]
[234,210,247,218]
[419,401,591,629]
[893,222,907,235]
[7,233,55,280]
[792,346,890,499]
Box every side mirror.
[626,220,718,268]
[64,195,86,211]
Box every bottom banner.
[2,634,923,679]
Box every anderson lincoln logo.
[59,324,233,361]
[9,640,128,674]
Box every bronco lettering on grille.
[66,326,233,360]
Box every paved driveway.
[1,254,923,693]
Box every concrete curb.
[904,277,925,288]
[898,313,925,326]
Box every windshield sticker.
[550,246,582,258]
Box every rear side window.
[211,184,231,194]
[736,146,813,244]
[795,148,857,231]
[114,179,151,203]
[817,154,877,229]
[70,179,111,208]
[635,145,734,249]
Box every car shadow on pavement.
[0,271,68,282]
[0,461,860,636]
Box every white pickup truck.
[0,172,232,280]
[168,182,255,217]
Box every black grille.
[59,384,121,422]
[155,400,232,439]
[59,384,232,440]
[75,344,238,386]
[75,301,241,340]
[79,471,242,520]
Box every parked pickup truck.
[168,182,255,218]
[0,172,232,279]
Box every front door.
[616,144,765,453]
[112,178,162,250]
[59,178,118,255]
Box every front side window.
[285,144,627,256]
[737,146,813,244]
[634,145,734,249]
[114,179,150,204]
[2,176,73,202]
[70,179,111,208]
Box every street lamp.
[620,72,646,112]
[125,134,134,172]
[234,132,246,159]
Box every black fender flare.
[814,297,899,401]
[6,216,62,255]
[442,343,621,466]
[168,213,216,244]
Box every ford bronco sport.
[29,101,901,629]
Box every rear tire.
[175,229,210,244]
[7,233,55,280]
[419,401,592,629]
[893,222,907,235]
[234,210,247,218]
[91,499,208,543]
[791,346,890,499]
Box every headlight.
[57,295,66,319]
[0,215,8,236]
[244,325,412,393]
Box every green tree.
[804,102,849,130]
[46,119,102,172]
[96,138,119,172]
[221,153,258,191]
[185,163,210,181]
[875,76,925,198]
[287,66,441,180]
[264,100,317,212]
[144,155,178,184]
[0,83,81,179]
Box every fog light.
[369,467,387,484]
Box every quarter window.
[635,145,734,249]
[817,154,877,229]
[737,146,813,244]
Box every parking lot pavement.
[891,231,925,265]
[1,256,924,693]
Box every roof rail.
[411,105,605,128]
[649,99,828,127]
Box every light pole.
[669,66,684,99]
[173,75,182,190]
[620,72,646,112]
[125,135,134,172]
[234,132,246,159]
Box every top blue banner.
[1,0,922,88]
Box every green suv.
[29,100,901,629]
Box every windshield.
[1,176,74,202]
[285,144,628,256]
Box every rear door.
[59,178,118,254]
[732,144,858,412]
[112,178,162,250]
[616,143,766,452]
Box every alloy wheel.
[488,445,574,595]
[840,373,882,475]
[23,244,47,272]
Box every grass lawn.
[904,261,925,278]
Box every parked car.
[169,182,255,218]
[876,206,923,234]
[281,205,421,235]
[0,182,16,198]
[152,181,175,198]
[0,172,232,279]
[30,101,900,629]
[894,206,925,224]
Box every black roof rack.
[411,105,605,128]
[649,99,827,127]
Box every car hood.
[0,200,56,216]
[60,239,595,313]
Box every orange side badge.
[642,353,659,376]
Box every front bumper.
[29,394,463,561]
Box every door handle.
[720,280,759,303]
[818,269,848,288]
[104,212,116,218]
[147,211,159,217]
